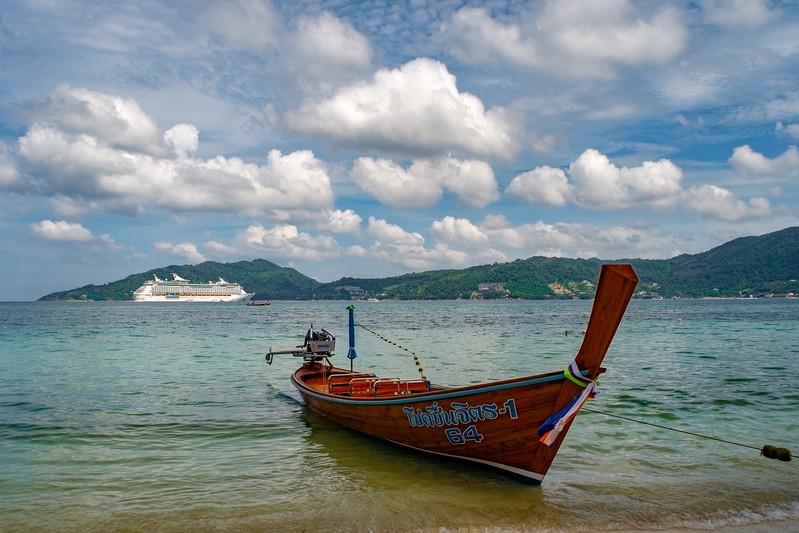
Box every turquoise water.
[0,299,797,532]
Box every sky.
[1,0,798,301]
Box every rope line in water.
[355,323,427,381]
[351,324,791,463]
[583,407,793,462]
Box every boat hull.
[285,264,638,483]
[292,366,573,483]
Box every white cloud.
[163,124,199,158]
[0,141,26,192]
[437,158,500,207]
[31,85,170,157]
[429,216,489,246]
[366,217,424,247]
[439,1,688,79]
[461,217,693,261]
[15,87,335,222]
[318,209,362,235]
[208,223,341,262]
[729,145,799,179]
[347,245,367,258]
[30,220,95,242]
[682,185,772,222]
[286,12,373,91]
[200,0,281,51]
[702,0,777,29]
[363,216,472,272]
[479,214,527,249]
[360,214,701,274]
[506,148,774,222]
[567,149,683,209]
[350,155,499,208]
[350,157,442,208]
[282,58,521,159]
[505,166,572,206]
[28,219,123,253]
[154,241,207,263]
[776,122,799,139]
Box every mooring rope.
[355,323,427,381]
[583,407,793,462]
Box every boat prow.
[268,264,638,483]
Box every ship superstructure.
[133,274,254,302]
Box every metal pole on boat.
[347,304,357,372]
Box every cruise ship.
[133,274,254,302]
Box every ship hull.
[133,293,253,302]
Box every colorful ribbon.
[537,361,598,446]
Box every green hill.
[38,259,320,301]
[39,226,799,301]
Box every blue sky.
[1,0,798,301]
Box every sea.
[0,298,797,533]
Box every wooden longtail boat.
[266,264,638,484]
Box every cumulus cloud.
[729,145,799,178]
[365,216,471,271]
[505,166,572,206]
[568,149,684,209]
[30,220,95,242]
[163,124,199,158]
[29,219,121,251]
[360,213,699,273]
[286,11,373,91]
[439,1,688,79]
[429,216,488,247]
[207,223,341,262]
[317,209,362,235]
[15,87,335,222]
[507,148,772,222]
[282,58,521,159]
[366,217,424,247]
[436,216,695,261]
[506,149,684,210]
[350,155,499,208]
[30,85,170,157]
[154,241,207,263]
[682,185,771,221]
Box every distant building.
[472,282,510,299]
[336,285,366,299]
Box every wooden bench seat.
[329,375,432,397]
[327,373,377,395]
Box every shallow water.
[1,299,797,532]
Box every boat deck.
[305,371,432,398]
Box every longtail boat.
[266,264,638,484]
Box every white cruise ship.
[133,274,254,302]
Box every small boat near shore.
[247,301,272,306]
[266,264,638,484]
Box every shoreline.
[614,520,799,533]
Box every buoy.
[761,445,793,462]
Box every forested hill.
[39,226,799,301]
[38,259,319,301]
